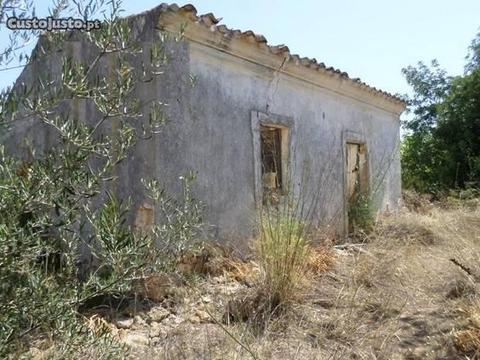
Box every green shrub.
[0,1,200,357]
[348,192,375,234]
[0,155,203,357]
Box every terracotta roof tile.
[157,3,405,104]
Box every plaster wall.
[3,9,402,245]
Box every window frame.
[251,110,294,208]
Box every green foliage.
[0,1,203,357]
[465,30,480,74]
[401,31,480,192]
[0,0,39,66]
[0,151,202,356]
[401,131,454,193]
[437,68,480,187]
[401,60,451,133]
[144,172,204,262]
[348,192,375,234]
[0,149,128,358]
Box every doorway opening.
[346,142,369,233]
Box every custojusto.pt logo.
[7,16,101,31]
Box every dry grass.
[30,197,480,359]
[123,201,480,359]
[454,299,480,357]
[253,216,311,310]
[178,243,257,283]
[85,314,118,337]
[305,245,336,275]
[454,329,480,356]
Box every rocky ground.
[30,200,480,359]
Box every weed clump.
[255,216,310,308]
[224,206,315,333]
[348,192,375,234]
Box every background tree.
[465,30,480,74]
[401,31,480,193]
[437,66,480,187]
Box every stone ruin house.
[4,4,406,245]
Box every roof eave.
[155,4,407,116]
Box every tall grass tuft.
[252,166,321,319]
[254,213,310,310]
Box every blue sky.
[1,0,480,97]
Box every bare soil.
[32,202,480,359]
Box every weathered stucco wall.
[3,4,403,247]
[121,30,402,244]
[169,41,402,243]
